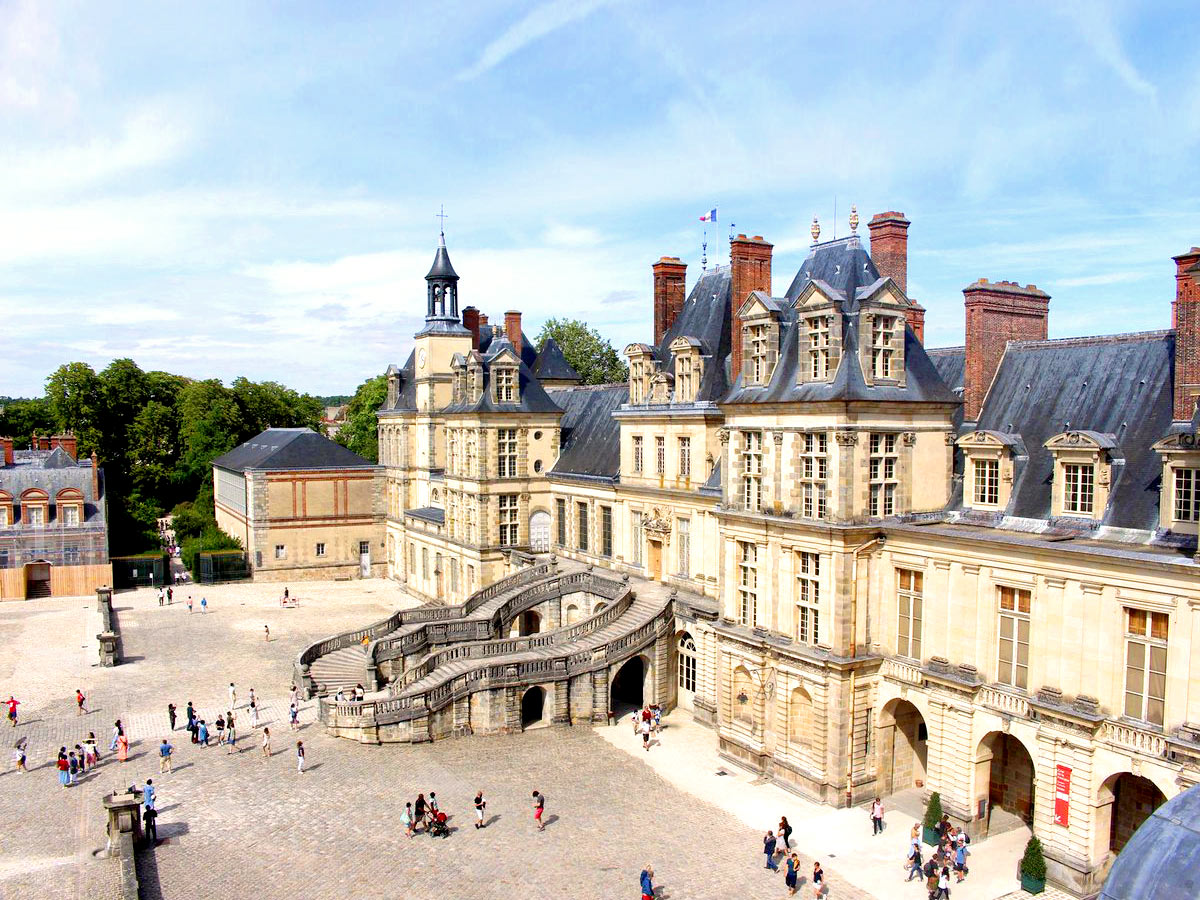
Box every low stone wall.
[95,586,121,666]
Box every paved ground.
[0,580,874,900]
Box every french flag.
[699,208,717,223]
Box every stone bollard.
[98,632,120,667]
[103,787,144,854]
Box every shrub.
[923,791,944,830]
[181,526,242,579]
[1020,835,1047,881]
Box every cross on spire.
[436,205,448,235]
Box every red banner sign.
[1054,764,1072,827]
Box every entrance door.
[359,541,370,577]
[676,632,697,711]
[529,511,550,553]
[647,539,662,581]
[25,562,51,599]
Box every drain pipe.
[846,534,885,808]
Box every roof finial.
[849,204,859,234]
[700,229,708,272]
[436,205,448,245]
[811,215,821,244]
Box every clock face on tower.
[418,349,427,370]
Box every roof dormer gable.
[794,279,843,310]
[487,344,522,367]
[736,290,785,321]
[855,276,914,309]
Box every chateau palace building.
[373,217,1200,893]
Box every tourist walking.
[639,716,652,751]
[159,738,173,772]
[187,597,193,613]
[214,714,225,744]
[226,711,237,753]
[56,749,69,788]
[142,778,156,813]
[778,815,793,851]
[67,751,79,784]
[249,699,259,728]
[167,586,173,604]
[811,861,824,898]
[414,793,427,832]
[198,720,209,747]
[763,830,778,871]
[143,804,158,843]
[83,734,96,769]
[168,703,177,731]
[906,842,924,882]
[264,624,270,642]
[870,796,885,835]
[200,596,207,613]
[185,701,196,736]
[954,841,968,882]
[110,720,122,751]
[402,802,414,838]
[640,865,655,900]
[261,727,271,758]
[924,856,939,897]
[296,740,305,773]
[12,736,27,772]
[117,729,129,762]
[785,853,800,895]
[6,696,20,727]
[474,791,486,828]
[229,683,237,709]
[532,790,545,831]
[75,689,87,715]
[86,732,99,763]
[936,866,951,898]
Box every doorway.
[359,541,371,578]
[24,562,51,600]
[977,732,1036,833]
[513,610,541,637]
[877,699,928,795]
[521,686,545,728]
[647,539,662,581]
[610,656,646,719]
[675,632,697,711]
[529,511,550,553]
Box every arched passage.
[529,510,550,553]
[511,610,541,637]
[976,731,1035,833]
[877,699,927,796]
[1097,772,1167,858]
[610,656,645,719]
[521,686,545,728]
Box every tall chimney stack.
[652,256,688,345]
[730,234,773,379]
[504,311,522,349]
[91,451,100,500]
[0,437,12,467]
[963,279,1050,421]
[868,211,911,293]
[1173,247,1200,420]
[462,306,481,350]
[50,433,77,459]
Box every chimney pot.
[462,306,480,350]
[0,437,13,467]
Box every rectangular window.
[1063,463,1095,514]
[0,507,8,526]
[676,518,690,577]
[496,369,516,402]
[600,505,613,557]
[871,315,898,379]
[556,498,567,546]
[497,428,518,478]
[359,541,370,555]
[27,506,44,527]
[498,494,519,546]
[422,547,429,578]
[274,544,286,560]
[869,433,898,516]
[62,505,80,527]
[576,502,589,552]
[973,458,1000,506]
[749,323,770,384]
[315,542,326,557]
[408,543,415,571]
[1124,608,1168,727]
[632,436,644,473]
[997,586,1031,689]
[800,433,828,519]
[678,436,691,479]
[632,511,644,565]
[255,550,262,568]
[656,436,665,475]
[677,358,693,402]
[450,559,459,594]
[742,431,763,512]
[808,316,831,379]
[795,551,820,645]
[896,568,923,660]
[738,541,757,626]
[1174,467,1200,522]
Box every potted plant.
[922,791,943,846]
[1019,835,1047,894]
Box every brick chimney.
[478,313,489,337]
[0,437,12,467]
[462,306,481,350]
[652,256,687,345]
[730,234,773,378]
[38,435,50,451]
[1173,247,1200,420]
[50,433,77,459]
[868,211,911,293]
[504,311,522,348]
[91,451,100,499]
[963,279,1051,421]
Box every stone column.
[592,665,610,723]
[772,431,784,514]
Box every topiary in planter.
[1019,835,1047,893]
[922,791,944,846]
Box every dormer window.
[494,368,517,403]
[1151,430,1200,533]
[749,323,770,384]
[1044,431,1118,521]
[870,315,899,379]
[677,359,693,401]
[624,344,655,405]
[1062,463,1094,515]
[808,316,831,379]
[668,337,705,404]
[468,366,482,402]
[56,488,84,527]
[973,458,1000,506]
[1175,467,1200,522]
[0,492,11,527]
[737,293,781,387]
[958,431,1021,511]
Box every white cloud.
[1053,271,1146,288]
[1064,2,1156,98]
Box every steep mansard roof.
[441,334,564,415]
[212,428,375,472]
[927,346,965,393]
[379,351,418,413]
[969,331,1175,531]
[655,265,734,403]
[548,383,628,480]
[532,337,581,382]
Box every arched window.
[677,632,697,694]
[733,665,754,725]
[789,686,813,748]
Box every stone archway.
[510,610,541,637]
[877,698,928,796]
[976,731,1035,834]
[611,655,646,719]
[521,686,546,729]
[1097,772,1167,859]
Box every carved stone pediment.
[643,508,672,536]
[1153,431,1200,453]
[1044,430,1116,451]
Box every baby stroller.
[428,810,449,838]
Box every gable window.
[795,551,820,645]
[655,436,665,475]
[997,586,1030,689]
[678,436,691,479]
[800,433,828,519]
[1124,608,1167,727]
[749,323,770,384]
[973,458,1000,506]
[896,569,923,660]
[742,431,763,512]
[600,505,613,557]
[497,428,518,478]
[808,316,831,379]
[556,498,567,546]
[676,517,690,577]
[1174,468,1200,522]
[869,433,898,516]
[498,494,519,546]
[871,315,899,379]
[576,502,589,552]
[632,435,644,473]
[495,368,516,402]
[1063,463,1094,515]
[737,541,757,626]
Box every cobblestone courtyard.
[0,582,872,900]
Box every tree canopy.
[534,318,628,385]
[335,374,387,462]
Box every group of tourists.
[762,816,822,896]
[631,704,663,751]
[905,815,971,898]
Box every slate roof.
[547,384,628,480]
[211,428,376,472]
[532,337,580,382]
[655,265,733,403]
[479,327,540,369]
[969,330,1175,531]
[379,352,418,414]
[425,235,458,281]
[926,346,965,393]
[406,506,445,525]
[441,334,565,416]
[0,450,105,526]
[1100,782,1200,900]
[723,238,958,406]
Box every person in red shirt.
[6,696,19,727]
[76,690,87,716]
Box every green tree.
[231,377,323,441]
[0,398,56,447]
[128,400,181,501]
[45,362,103,453]
[535,318,628,384]
[336,374,386,462]
[176,380,242,488]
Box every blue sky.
[2,0,1198,397]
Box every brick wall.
[730,235,773,377]
[963,279,1050,421]
[653,256,687,345]
[1172,248,1200,420]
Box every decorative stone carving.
[902,431,916,446]
[835,431,858,446]
[944,432,958,445]
[718,427,730,445]
[643,507,672,535]
[772,431,784,447]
